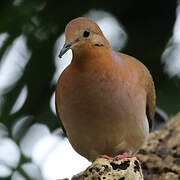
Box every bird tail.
[152,107,169,131]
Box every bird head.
[59,17,110,58]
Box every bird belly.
[64,107,149,161]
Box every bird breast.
[56,59,148,160]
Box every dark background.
[0,0,179,179]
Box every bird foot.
[101,155,114,160]
[101,152,135,161]
[114,152,136,160]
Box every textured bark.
[138,113,180,180]
[72,157,143,180]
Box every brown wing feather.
[146,76,156,130]
[116,52,156,130]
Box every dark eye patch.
[83,29,90,38]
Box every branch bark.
[138,113,180,180]
[72,157,144,180]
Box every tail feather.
[152,107,169,131]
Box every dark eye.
[83,29,90,38]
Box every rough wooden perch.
[138,112,180,180]
[60,113,180,180]
[72,157,143,180]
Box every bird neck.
[70,47,115,74]
[72,45,112,63]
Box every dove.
[55,17,156,161]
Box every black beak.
[59,42,72,58]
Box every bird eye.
[83,29,90,38]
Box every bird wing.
[116,52,156,130]
[146,74,156,130]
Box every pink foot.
[114,152,136,160]
[101,155,114,160]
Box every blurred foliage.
[0,0,179,179]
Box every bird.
[55,17,156,162]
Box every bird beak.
[59,42,72,58]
